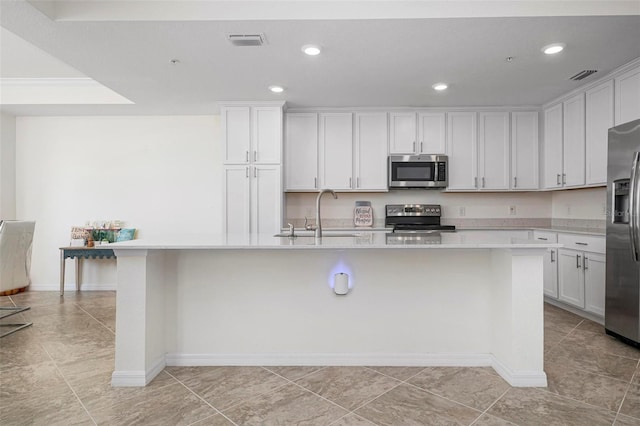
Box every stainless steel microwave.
[388,155,448,189]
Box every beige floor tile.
[544,360,629,411]
[223,382,347,425]
[78,305,116,331]
[577,319,606,334]
[544,304,583,333]
[355,383,481,426]
[166,366,289,411]
[545,326,568,351]
[0,388,94,426]
[407,367,510,411]
[264,365,324,381]
[329,413,377,425]
[488,388,616,426]
[295,366,400,411]
[90,382,216,425]
[563,328,640,360]
[615,414,640,425]
[0,328,51,370]
[471,413,518,425]
[545,342,637,381]
[620,383,640,419]
[0,360,68,402]
[56,347,115,384]
[366,366,425,381]
[189,413,237,425]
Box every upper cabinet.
[285,113,319,191]
[355,113,389,191]
[615,66,640,125]
[319,113,353,190]
[222,105,283,164]
[585,80,614,185]
[389,112,446,154]
[562,93,586,188]
[478,112,510,190]
[446,112,477,190]
[511,111,539,190]
[543,104,563,189]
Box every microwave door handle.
[630,152,640,262]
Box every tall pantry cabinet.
[221,102,284,237]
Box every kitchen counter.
[110,230,551,389]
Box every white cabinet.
[319,113,353,190]
[223,164,282,236]
[511,111,539,190]
[446,112,478,190]
[285,113,318,191]
[562,93,586,187]
[389,112,417,154]
[355,113,389,191]
[418,113,446,154]
[615,65,640,125]
[543,103,563,189]
[222,105,282,164]
[390,112,446,154]
[586,81,614,185]
[478,112,510,190]
[556,233,606,317]
[533,231,558,298]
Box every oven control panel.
[385,204,441,217]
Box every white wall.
[0,113,17,219]
[16,116,221,290]
[551,187,606,220]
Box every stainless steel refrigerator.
[606,118,640,346]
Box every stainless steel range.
[385,204,455,244]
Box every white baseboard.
[491,357,548,387]
[111,356,165,387]
[29,283,117,292]
[544,297,604,325]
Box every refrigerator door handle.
[629,152,640,262]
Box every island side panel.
[490,248,546,387]
[165,249,495,366]
[111,249,167,386]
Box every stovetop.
[385,204,456,232]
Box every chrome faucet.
[315,189,338,238]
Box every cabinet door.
[478,112,510,190]
[252,107,282,164]
[563,93,586,187]
[222,165,251,236]
[285,113,318,191]
[585,81,614,186]
[389,112,417,154]
[543,248,559,298]
[584,253,606,317]
[558,249,585,308]
[222,107,251,164]
[319,113,353,190]
[355,113,388,191]
[543,104,563,189]
[446,112,478,190]
[418,113,446,154]
[511,111,539,190]
[251,165,282,235]
[615,66,640,125]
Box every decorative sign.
[354,205,373,227]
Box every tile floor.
[2,291,640,425]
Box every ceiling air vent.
[226,33,265,47]
[569,70,598,81]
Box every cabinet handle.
[551,250,555,262]
[562,174,566,185]
[413,142,416,152]
[514,177,517,188]
[474,177,478,188]
[254,167,257,178]
[246,167,249,178]
[314,177,317,189]
[254,150,257,162]
[575,242,588,246]
[349,177,352,188]
[357,177,360,188]
[576,254,581,269]
[482,177,485,188]
[246,151,249,162]
[557,174,561,185]
[584,256,588,270]
[537,237,548,241]
[420,142,423,153]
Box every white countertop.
[105,230,561,250]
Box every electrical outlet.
[509,205,516,216]
[459,206,466,217]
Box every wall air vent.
[226,34,265,47]
[569,70,598,81]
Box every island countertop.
[105,230,561,250]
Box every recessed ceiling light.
[542,43,566,55]
[269,85,285,93]
[432,83,448,91]
[170,59,180,65]
[302,45,321,56]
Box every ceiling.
[1,0,639,116]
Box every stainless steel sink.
[273,231,362,238]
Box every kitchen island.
[108,231,559,388]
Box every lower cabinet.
[558,249,586,308]
[543,248,559,298]
[223,165,282,237]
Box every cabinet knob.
[514,177,517,188]
[557,174,561,185]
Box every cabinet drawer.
[533,231,557,243]
[558,233,605,254]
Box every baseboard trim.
[29,284,117,292]
[111,356,165,387]
[491,356,547,387]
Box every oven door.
[388,158,437,188]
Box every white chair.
[0,220,36,337]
